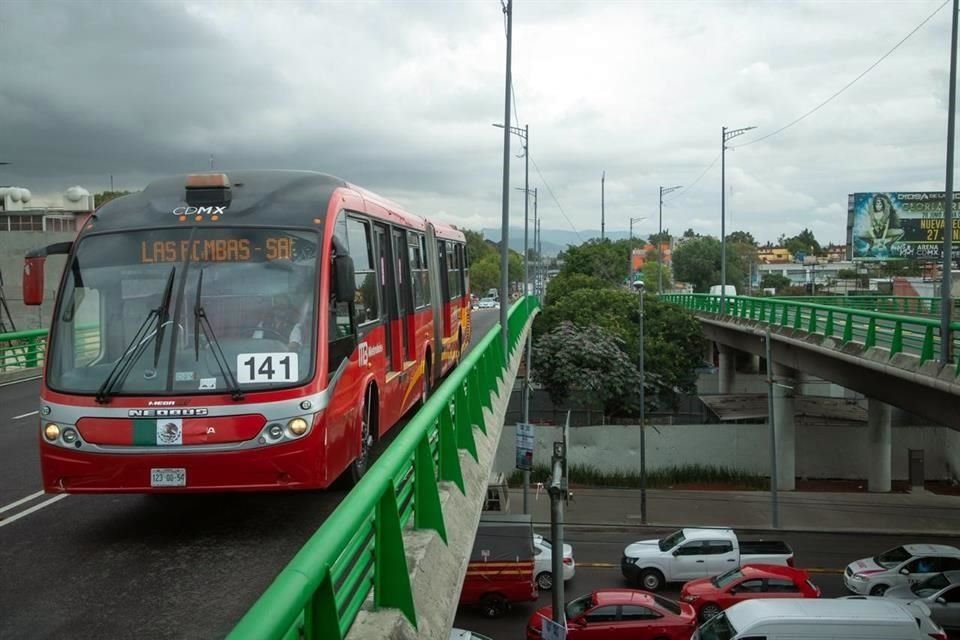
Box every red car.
[526,589,696,640]
[680,563,821,622]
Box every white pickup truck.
[621,528,794,591]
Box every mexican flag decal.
[133,419,183,446]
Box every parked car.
[680,564,820,622]
[843,543,960,596]
[477,296,498,309]
[709,284,737,297]
[621,528,794,591]
[884,570,960,631]
[526,589,696,640]
[449,629,493,640]
[693,598,947,640]
[533,533,575,590]
[459,513,537,618]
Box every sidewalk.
[509,486,960,536]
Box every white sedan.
[844,544,960,596]
[533,533,575,590]
[477,296,499,309]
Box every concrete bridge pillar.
[718,345,735,394]
[772,362,797,491]
[867,399,892,492]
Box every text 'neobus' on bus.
[22,171,472,493]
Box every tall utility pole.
[942,0,959,366]
[720,125,756,315]
[765,327,780,528]
[548,441,567,626]
[601,171,606,241]
[633,280,647,523]
[629,216,647,284]
[498,0,513,357]
[658,185,681,293]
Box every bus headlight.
[288,417,309,436]
[61,428,78,444]
[267,424,284,440]
[44,423,61,441]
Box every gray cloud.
[1,0,957,246]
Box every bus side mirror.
[23,256,46,306]
[23,242,72,306]
[333,255,355,304]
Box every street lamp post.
[497,122,533,515]
[941,0,959,366]
[601,171,606,241]
[658,185,681,293]
[632,279,647,523]
[497,0,513,357]
[721,126,756,315]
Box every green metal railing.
[228,295,539,640]
[0,325,101,373]
[0,328,48,372]
[770,294,960,318]
[661,293,960,375]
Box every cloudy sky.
[1,0,956,245]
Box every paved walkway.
[510,486,960,536]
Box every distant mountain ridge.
[481,227,635,256]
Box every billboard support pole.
[941,0,958,366]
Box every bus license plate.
[151,468,186,487]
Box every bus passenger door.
[373,223,402,373]
[393,229,416,363]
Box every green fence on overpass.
[661,293,960,376]
[0,328,48,372]
[770,294,960,318]
[228,295,539,640]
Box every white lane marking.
[0,490,45,515]
[0,494,68,528]
[12,410,39,420]
[0,376,41,388]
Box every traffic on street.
[455,527,960,639]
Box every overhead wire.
[733,0,950,148]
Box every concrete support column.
[867,399,892,493]
[772,362,797,491]
[718,345,735,395]
[746,354,760,374]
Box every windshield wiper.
[193,267,244,400]
[95,266,176,404]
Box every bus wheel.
[479,593,507,618]
[420,358,432,406]
[349,386,376,485]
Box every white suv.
[844,544,960,596]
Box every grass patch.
[507,463,767,490]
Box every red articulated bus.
[22,171,471,492]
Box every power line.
[530,155,583,241]
[665,152,722,203]
[734,0,951,148]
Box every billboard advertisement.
[848,192,960,261]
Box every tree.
[779,228,822,257]
[727,230,756,246]
[544,272,611,305]
[469,253,499,293]
[532,321,642,415]
[560,239,629,285]
[464,229,492,264]
[536,288,705,411]
[648,230,672,245]
[468,248,524,294]
[672,235,747,292]
[760,273,791,292]
[682,228,697,238]
[94,190,131,208]
[641,262,672,293]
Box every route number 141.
[236,352,299,384]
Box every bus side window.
[328,215,356,373]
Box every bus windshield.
[47,227,320,396]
